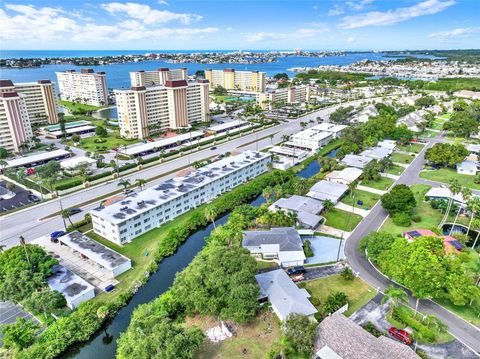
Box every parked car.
[112,147,118,151]
[286,266,306,276]
[28,194,40,202]
[147,138,154,142]
[210,146,217,150]
[69,208,82,215]
[388,327,412,345]
[291,273,304,282]
[25,168,35,175]
[50,230,66,242]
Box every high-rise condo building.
[130,68,188,87]
[13,80,58,124]
[205,69,266,92]
[114,79,210,139]
[0,80,34,152]
[56,69,108,107]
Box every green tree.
[61,208,74,226]
[0,270,44,303]
[172,246,259,323]
[117,179,131,191]
[71,133,81,143]
[0,317,40,350]
[0,146,9,159]
[95,125,108,137]
[283,314,317,356]
[22,289,66,318]
[204,205,218,228]
[381,184,416,216]
[425,143,468,167]
[381,285,408,313]
[135,178,146,190]
[324,291,348,314]
[414,96,436,108]
[36,160,61,193]
[117,317,204,359]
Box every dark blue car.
[50,231,66,242]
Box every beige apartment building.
[0,80,34,152]
[130,68,188,87]
[259,85,311,109]
[56,69,108,107]
[13,80,58,124]
[115,79,210,139]
[205,69,266,92]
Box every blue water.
[2,52,403,90]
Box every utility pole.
[19,236,31,267]
[336,232,344,262]
[59,198,67,231]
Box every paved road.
[0,98,382,249]
[344,134,480,355]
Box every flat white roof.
[47,265,94,305]
[60,156,96,169]
[49,125,96,136]
[6,149,70,168]
[91,151,270,224]
[311,123,348,133]
[326,167,363,183]
[59,231,131,271]
[124,131,204,155]
[208,120,249,132]
[292,129,332,141]
[269,146,309,158]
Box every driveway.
[303,262,344,281]
[350,295,478,359]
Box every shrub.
[363,322,383,337]
[86,171,112,182]
[392,212,412,227]
[324,291,348,314]
[341,267,354,281]
[411,214,422,223]
[118,163,137,172]
[54,178,83,191]
[309,296,321,307]
[391,306,437,343]
[303,239,314,257]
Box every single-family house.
[341,154,373,169]
[397,110,426,133]
[242,227,306,267]
[314,314,420,359]
[466,144,480,154]
[457,160,478,176]
[270,195,324,229]
[256,269,317,322]
[425,187,469,207]
[403,229,464,254]
[307,180,348,204]
[377,140,397,154]
[360,147,391,160]
[325,167,363,185]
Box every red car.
[26,168,35,175]
[388,327,412,345]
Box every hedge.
[118,163,137,172]
[54,178,83,191]
[16,168,292,359]
[392,306,437,343]
[86,171,112,182]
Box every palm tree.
[294,178,308,195]
[117,179,131,191]
[204,205,218,228]
[61,209,73,226]
[0,160,7,173]
[440,179,461,228]
[466,196,480,236]
[135,178,146,190]
[449,186,472,235]
[323,199,334,213]
[381,285,408,314]
[262,187,272,202]
[19,235,31,267]
[471,217,480,249]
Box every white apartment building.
[205,69,266,92]
[310,123,347,139]
[56,69,108,106]
[90,151,271,244]
[0,80,35,152]
[114,79,210,139]
[259,85,311,109]
[130,68,188,87]
[287,129,333,152]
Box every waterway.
[66,153,331,358]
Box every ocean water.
[0,50,440,90]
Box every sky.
[0,0,479,51]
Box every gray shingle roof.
[255,269,317,321]
[314,314,419,359]
[273,195,324,215]
[307,180,348,203]
[242,227,303,251]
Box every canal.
[67,152,333,358]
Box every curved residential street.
[344,133,480,356]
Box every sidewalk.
[317,224,351,239]
[335,202,370,218]
[381,172,400,180]
[357,185,387,195]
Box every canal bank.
[64,146,339,358]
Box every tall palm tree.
[61,209,73,226]
[135,178,146,190]
[323,199,334,213]
[466,196,480,236]
[204,205,218,228]
[293,179,308,195]
[262,187,272,202]
[19,235,31,267]
[117,179,131,191]
[440,179,461,228]
[449,186,472,235]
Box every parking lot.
[0,180,40,212]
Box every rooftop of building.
[91,151,270,224]
[47,264,94,304]
[308,180,348,202]
[59,231,131,270]
[6,149,70,168]
[292,129,333,141]
[311,123,348,133]
[272,195,324,215]
[242,227,303,252]
[207,120,249,132]
[341,154,374,168]
[325,167,363,183]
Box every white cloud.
[0,3,217,44]
[338,0,455,29]
[245,24,330,42]
[226,27,233,31]
[345,0,374,11]
[157,0,169,5]
[328,5,344,16]
[429,27,480,39]
[313,6,318,10]
[347,36,355,43]
[102,2,202,25]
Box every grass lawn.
[381,184,443,236]
[391,152,414,164]
[435,298,480,326]
[419,130,438,138]
[189,310,281,359]
[68,134,139,152]
[323,208,362,232]
[430,119,446,131]
[397,143,425,154]
[419,168,480,190]
[59,100,105,112]
[256,260,279,271]
[360,176,394,191]
[341,190,380,210]
[385,164,405,176]
[303,275,377,316]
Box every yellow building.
[205,69,265,92]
